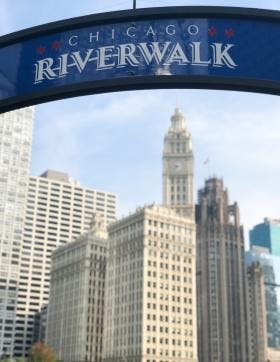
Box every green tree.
[29,342,57,362]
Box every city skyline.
[1,0,280,244]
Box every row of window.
[29,181,116,200]
[147,293,193,303]
[147,304,193,316]
[146,337,193,346]
[146,314,193,323]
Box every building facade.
[14,170,117,357]
[33,304,48,344]
[250,218,280,257]
[103,205,198,362]
[0,108,34,358]
[246,249,280,351]
[266,347,280,362]
[196,178,248,362]
[46,214,107,362]
[162,108,194,219]
[246,261,267,362]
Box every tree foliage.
[29,342,57,362]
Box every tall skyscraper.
[196,178,248,362]
[250,218,280,257]
[46,214,107,362]
[0,108,34,359]
[248,219,280,361]
[162,108,194,219]
[246,248,280,351]
[14,170,117,357]
[102,205,198,362]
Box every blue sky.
[1,0,280,244]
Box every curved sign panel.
[0,6,280,113]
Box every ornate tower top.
[170,107,187,131]
[89,213,107,238]
[162,107,194,219]
[197,177,240,227]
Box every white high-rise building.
[103,205,198,362]
[14,170,117,357]
[0,108,34,358]
[102,107,197,362]
[46,214,107,362]
[162,108,194,219]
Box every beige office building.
[14,170,117,356]
[46,214,107,362]
[266,347,280,362]
[246,261,267,362]
[103,205,198,362]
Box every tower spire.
[162,107,194,219]
[170,107,186,131]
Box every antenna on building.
[203,157,211,177]
[133,0,136,10]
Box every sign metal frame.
[0,6,280,113]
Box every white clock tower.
[162,107,194,219]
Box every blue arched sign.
[0,6,280,113]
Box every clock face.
[173,161,182,172]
